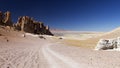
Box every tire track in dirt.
[11,48,31,67]
[0,44,37,68]
[0,45,21,68]
[42,43,83,68]
[0,55,16,68]
[0,45,31,68]
[15,48,34,68]
[42,46,60,68]
[14,46,39,68]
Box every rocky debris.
[4,37,9,42]
[6,39,9,42]
[39,36,46,39]
[0,11,13,26]
[14,16,53,36]
[0,34,2,36]
[59,37,63,39]
[23,33,26,37]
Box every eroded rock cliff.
[0,11,13,26]
[14,16,53,35]
[0,11,53,36]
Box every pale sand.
[0,28,120,68]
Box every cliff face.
[0,11,13,26]
[0,11,53,36]
[14,16,53,35]
[0,11,3,25]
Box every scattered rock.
[4,37,9,42]
[23,34,26,37]
[59,37,63,39]
[39,36,46,39]
[0,34,2,36]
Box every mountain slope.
[98,27,120,39]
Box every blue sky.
[1,0,120,31]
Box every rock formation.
[15,16,53,35]
[4,11,13,26]
[0,11,53,36]
[95,39,117,50]
[0,11,3,25]
[0,11,13,26]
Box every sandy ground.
[52,31,104,40]
[0,35,50,68]
[62,33,103,40]
[0,28,120,68]
[51,43,120,68]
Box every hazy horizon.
[1,0,120,32]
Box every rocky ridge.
[0,11,53,36]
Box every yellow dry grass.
[62,27,120,49]
[62,38,99,49]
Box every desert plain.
[1,26,120,68]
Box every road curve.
[42,43,84,68]
[0,37,85,68]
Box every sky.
[0,0,120,31]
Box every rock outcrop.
[4,11,13,26]
[0,11,13,26]
[95,38,118,50]
[0,11,53,36]
[0,11,3,25]
[14,16,53,35]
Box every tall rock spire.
[4,11,13,26]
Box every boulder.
[117,37,120,48]
[95,39,117,50]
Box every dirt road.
[0,39,48,68]
[0,36,120,68]
[0,35,83,68]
